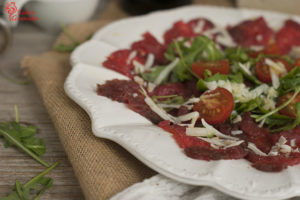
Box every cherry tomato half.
[191,59,230,78]
[193,87,234,124]
[255,57,292,83]
[277,92,300,118]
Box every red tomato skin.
[193,87,234,125]
[255,57,292,83]
[191,59,230,79]
[295,59,300,67]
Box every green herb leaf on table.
[0,107,48,167]
[0,162,58,200]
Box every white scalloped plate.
[65,5,300,200]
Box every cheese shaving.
[248,143,268,156]
[231,130,243,135]
[154,58,179,85]
[270,68,280,89]
[126,50,137,65]
[141,87,180,123]
[238,62,252,76]
[144,53,155,70]
[265,58,287,74]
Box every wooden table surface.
[0,22,84,199]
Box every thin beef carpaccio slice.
[158,120,248,161]
[131,32,166,64]
[97,79,162,124]
[228,17,273,47]
[275,19,300,54]
[247,152,300,172]
[164,18,215,45]
[102,49,146,78]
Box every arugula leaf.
[253,87,300,123]
[235,62,262,85]
[0,107,48,167]
[0,162,58,200]
[236,98,262,113]
[278,67,300,95]
[141,66,165,83]
[204,72,244,83]
[269,102,300,132]
[165,36,224,82]
[152,95,185,105]
[224,46,249,63]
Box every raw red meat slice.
[103,49,145,78]
[247,152,300,172]
[131,32,166,64]
[185,145,247,161]
[276,19,300,54]
[150,82,191,99]
[164,20,194,45]
[158,120,209,148]
[97,79,162,124]
[239,113,273,153]
[228,17,273,47]
[164,18,214,45]
[187,18,215,36]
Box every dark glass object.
[121,0,192,15]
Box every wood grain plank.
[0,21,84,199]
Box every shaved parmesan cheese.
[144,53,155,70]
[238,62,252,76]
[141,87,180,123]
[248,143,268,156]
[133,76,144,85]
[224,140,244,149]
[126,50,137,65]
[193,20,205,34]
[178,112,199,128]
[154,58,179,85]
[201,119,238,140]
[231,130,243,135]
[291,139,296,147]
[132,93,138,98]
[258,118,266,128]
[232,115,242,123]
[133,60,145,74]
[186,127,211,137]
[265,58,287,75]
[147,82,156,93]
[270,68,280,89]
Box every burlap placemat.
[21,1,234,199]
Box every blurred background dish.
[3,0,101,32]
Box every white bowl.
[3,0,99,32]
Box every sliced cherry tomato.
[193,87,234,124]
[277,92,300,118]
[294,59,300,67]
[255,57,292,83]
[248,43,281,58]
[191,59,230,78]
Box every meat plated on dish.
[97,17,300,172]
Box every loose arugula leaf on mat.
[53,24,93,53]
[0,162,58,200]
[0,107,48,167]
[0,68,30,85]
